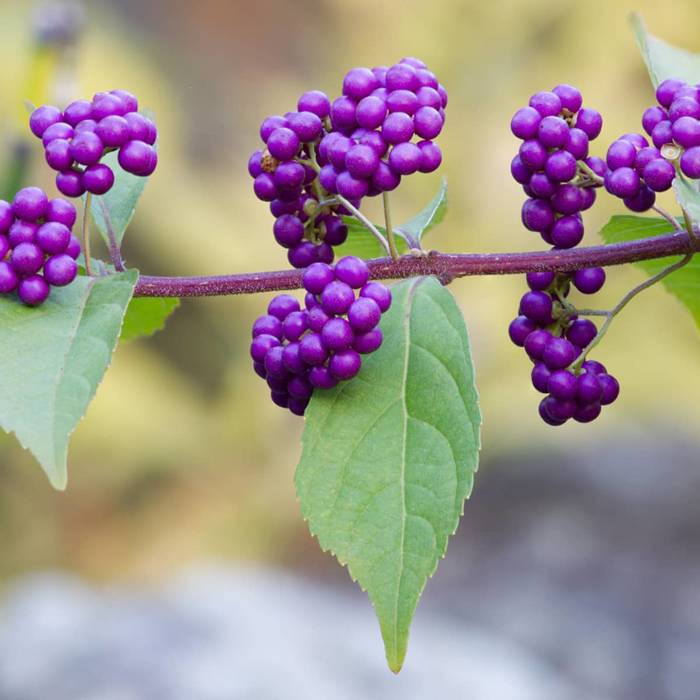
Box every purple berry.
[680,146,700,178]
[531,363,551,393]
[282,310,309,342]
[656,79,685,107]
[565,128,589,160]
[356,95,387,129]
[573,267,606,294]
[330,96,358,130]
[29,105,62,137]
[329,349,362,380]
[372,161,402,190]
[551,214,584,248]
[605,167,640,198]
[566,319,597,347]
[283,343,306,374]
[253,173,278,202]
[599,374,620,405]
[388,142,422,175]
[118,140,157,175]
[41,122,74,146]
[360,282,391,312]
[511,155,532,184]
[529,91,562,117]
[92,94,127,120]
[252,315,283,339]
[65,235,81,260]
[288,241,320,269]
[321,280,355,314]
[511,107,541,139]
[538,116,569,148]
[348,297,381,332]
[36,222,70,254]
[82,164,115,194]
[382,112,414,144]
[272,215,304,248]
[575,108,603,139]
[545,151,577,182]
[551,184,584,215]
[552,84,582,113]
[18,275,50,306]
[526,271,555,291]
[576,372,603,404]
[538,398,567,426]
[343,67,379,101]
[548,370,578,400]
[268,294,300,321]
[519,140,548,170]
[10,242,44,275]
[345,144,379,179]
[8,221,37,247]
[69,131,104,166]
[298,91,331,119]
[299,332,328,366]
[335,256,369,289]
[519,291,553,324]
[353,328,383,354]
[573,401,601,423]
[44,139,73,171]
[13,187,49,221]
[386,63,418,92]
[413,106,443,139]
[651,120,673,149]
[387,89,419,115]
[274,162,305,191]
[286,111,323,143]
[308,366,338,390]
[43,254,77,287]
[95,115,130,147]
[582,360,607,375]
[508,315,537,346]
[542,337,578,370]
[125,113,157,144]
[336,171,369,199]
[524,329,552,361]
[606,139,637,169]
[623,186,656,213]
[642,158,675,192]
[250,334,280,363]
[321,317,354,351]
[303,262,335,295]
[521,199,554,232]
[0,261,19,293]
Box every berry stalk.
[133,229,699,297]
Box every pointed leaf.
[599,215,700,329]
[395,178,448,246]
[338,180,448,259]
[631,13,700,87]
[296,276,481,672]
[0,270,138,488]
[121,297,179,341]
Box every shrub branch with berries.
[1,17,699,673]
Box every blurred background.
[0,1,699,698]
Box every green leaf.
[337,180,448,259]
[674,175,700,225]
[631,13,700,87]
[0,270,138,488]
[296,276,481,672]
[599,215,700,329]
[335,220,408,259]
[395,178,448,246]
[120,297,179,341]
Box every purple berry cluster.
[0,187,80,306]
[602,78,700,212]
[250,256,391,415]
[509,85,620,424]
[29,89,157,198]
[510,84,603,249]
[249,57,447,268]
[509,304,619,425]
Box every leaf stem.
[651,204,683,232]
[336,195,391,256]
[383,191,399,260]
[82,193,93,276]
[97,197,125,271]
[576,160,604,186]
[570,251,694,371]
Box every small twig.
[681,206,699,244]
[576,160,604,186]
[82,193,93,276]
[97,197,125,271]
[383,191,399,260]
[336,195,391,256]
[651,204,683,232]
[132,229,700,298]
[571,251,694,370]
